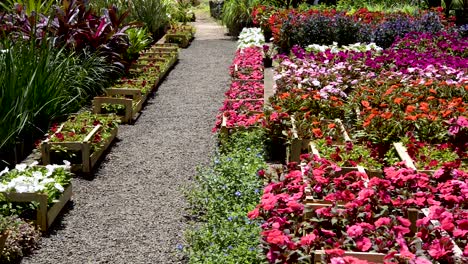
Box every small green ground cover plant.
[185,130,267,264]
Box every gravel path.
[23,16,236,264]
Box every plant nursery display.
[0,162,72,231]
[40,112,120,173]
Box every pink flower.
[375,217,391,227]
[347,225,363,238]
[247,208,259,219]
[397,216,411,227]
[356,237,372,252]
[300,233,316,246]
[428,238,453,260]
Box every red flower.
[247,208,259,219]
[263,229,290,246]
[55,132,64,141]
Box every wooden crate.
[313,250,388,263]
[1,184,72,232]
[287,117,352,163]
[165,33,191,48]
[41,124,118,173]
[219,111,264,137]
[93,95,146,124]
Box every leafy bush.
[222,0,260,37]
[186,130,267,264]
[0,39,115,160]
[125,27,153,61]
[129,0,168,39]
[0,217,41,263]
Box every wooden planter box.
[141,52,178,65]
[313,250,388,263]
[219,111,263,136]
[287,118,351,163]
[41,125,118,173]
[93,95,146,124]
[1,184,72,232]
[165,33,191,48]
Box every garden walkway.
[23,13,236,264]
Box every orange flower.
[405,115,417,121]
[279,92,290,99]
[361,100,370,108]
[381,112,393,119]
[442,110,453,117]
[419,102,429,113]
[393,98,403,104]
[384,88,394,96]
[301,94,309,99]
[405,105,416,113]
[429,88,437,94]
[328,123,336,129]
[312,128,323,138]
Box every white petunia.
[15,164,27,172]
[29,161,39,167]
[54,183,64,193]
[0,167,9,177]
[32,171,44,179]
[15,184,29,193]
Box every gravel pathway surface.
[23,16,236,264]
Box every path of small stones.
[23,14,235,264]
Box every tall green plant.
[222,0,260,37]
[128,0,168,38]
[0,0,59,15]
[0,39,115,157]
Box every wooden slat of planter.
[288,115,302,163]
[2,184,72,232]
[41,125,101,172]
[421,208,463,258]
[393,142,417,170]
[90,126,118,168]
[106,88,142,98]
[93,97,133,123]
[165,34,190,48]
[314,250,386,263]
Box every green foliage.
[128,0,168,38]
[0,217,40,263]
[126,27,153,60]
[0,0,59,15]
[185,130,267,264]
[165,0,195,25]
[337,0,422,12]
[0,39,115,154]
[222,0,260,37]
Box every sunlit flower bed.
[249,156,468,263]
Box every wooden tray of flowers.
[40,113,119,172]
[0,164,73,232]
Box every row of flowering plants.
[93,43,180,123]
[249,155,468,263]
[213,28,266,134]
[265,31,468,168]
[252,6,451,51]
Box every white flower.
[15,164,27,172]
[15,184,29,193]
[63,160,71,168]
[29,161,39,167]
[32,171,44,179]
[0,184,7,192]
[0,167,9,177]
[54,183,64,193]
[41,178,55,185]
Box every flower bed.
[0,163,72,232]
[40,112,119,173]
[214,38,266,134]
[250,156,468,263]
